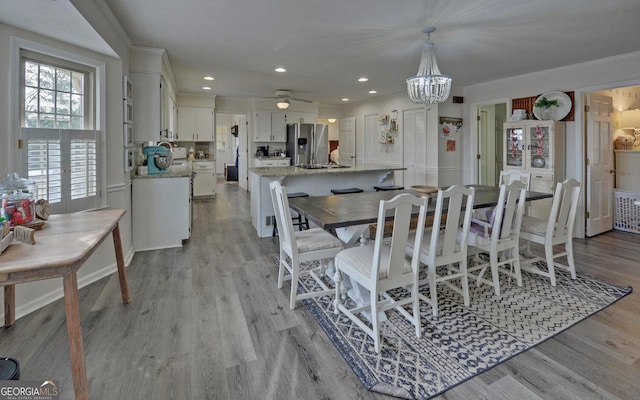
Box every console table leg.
[3,284,15,327]
[63,270,89,400]
[112,224,130,304]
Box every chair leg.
[513,248,523,287]
[490,252,501,296]
[460,260,470,306]
[413,280,421,339]
[277,249,286,289]
[370,289,381,353]
[545,242,557,287]
[290,257,300,310]
[333,270,343,314]
[430,265,438,317]
[566,240,577,280]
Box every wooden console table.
[0,208,130,400]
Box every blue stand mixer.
[143,146,173,174]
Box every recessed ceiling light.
[202,86,211,90]
[368,90,377,94]
[203,76,214,81]
[358,77,368,82]
[341,98,349,102]
[275,67,286,73]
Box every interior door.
[402,108,427,187]
[238,115,249,190]
[477,103,506,186]
[339,117,356,165]
[586,93,614,236]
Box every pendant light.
[406,27,452,104]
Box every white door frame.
[469,99,510,185]
[215,110,250,190]
[576,78,640,238]
[585,92,614,236]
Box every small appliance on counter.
[256,145,269,157]
[143,146,172,174]
[194,143,210,159]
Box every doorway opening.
[584,84,640,236]
[215,112,248,189]
[476,102,507,187]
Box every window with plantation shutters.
[19,50,101,214]
[22,128,98,214]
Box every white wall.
[0,9,133,323]
[340,90,465,186]
[462,50,640,238]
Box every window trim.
[10,36,107,211]
[20,49,96,130]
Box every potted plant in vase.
[534,96,559,120]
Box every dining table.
[288,184,553,244]
[287,185,553,313]
[0,208,130,400]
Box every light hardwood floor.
[1,179,639,399]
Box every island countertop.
[249,163,404,237]
[249,163,405,177]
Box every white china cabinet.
[503,120,565,218]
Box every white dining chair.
[519,178,582,286]
[407,185,475,317]
[475,170,531,221]
[270,180,343,309]
[500,170,531,189]
[333,193,428,353]
[467,181,527,296]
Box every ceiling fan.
[262,90,313,109]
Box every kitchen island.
[249,163,404,237]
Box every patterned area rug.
[272,257,633,399]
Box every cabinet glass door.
[506,126,524,167]
[529,124,551,170]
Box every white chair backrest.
[491,181,527,241]
[372,193,428,281]
[546,178,582,241]
[499,170,531,190]
[269,181,297,256]
[428,185,475,263]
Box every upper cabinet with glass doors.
[504,120,565,173]
[503,120,565,217]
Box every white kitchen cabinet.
[284,111,300,125]
[254,157,291,167]
[255,110,273,142]
[164,95,177,141]
[131,72,162,142]
[178,107,214,141]
[284,112,317,125]
[300,112,317,123]
[192,161,216,197]
[271,112,287,142]
[133,176,191,251]
[503,120,565,218]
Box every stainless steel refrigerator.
[286,123,329,166]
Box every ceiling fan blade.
[290,97,313,103]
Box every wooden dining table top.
[288,185,552,233]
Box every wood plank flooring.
[1,179,638,399]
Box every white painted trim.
[10,35,108,208]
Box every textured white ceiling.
[2,0,640,105]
